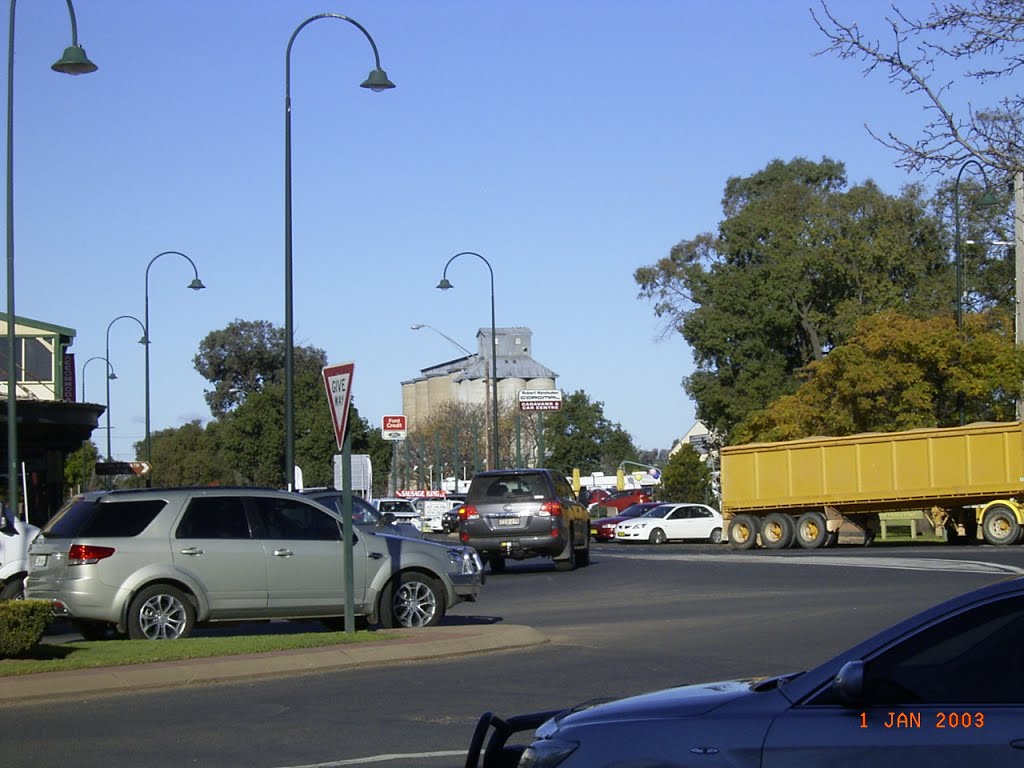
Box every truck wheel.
[729,514,759,550]
[982,505,1022,546]
[796,512,828,549]
[0,577,24,600]
[648,528,667,545]
[761,513,794,549]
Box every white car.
[372,498,422,531]
[614,503,723,544]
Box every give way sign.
[322,361,355,450]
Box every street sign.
[381,414,407,441]
[519,388,562,411]
[322,362,355,451]
[95,461,151,476]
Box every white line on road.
[599,551,1024,574]
[274,750,465,767]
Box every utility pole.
[1016,170,1024,420]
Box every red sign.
[382,415,406,431]
[322,362,355,450]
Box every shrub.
[0,599,51,657]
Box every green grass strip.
[0,629,395,677]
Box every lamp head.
[138,334,148,345]
[436,278,453,291]
[977,190,1000,208]
[108,371,118,381]
[188,278,206,291]
[52,45,98,76]
[360,68,396,92]
[410,324,425,330]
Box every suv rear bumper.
[464,533,566,560]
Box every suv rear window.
[42,498,166,538]
[467,473,549,503]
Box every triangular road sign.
[322,362,355,450]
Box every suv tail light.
[460,505,480,521]
[538,501,563,517]
[68,544,116,565]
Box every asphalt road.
[4,540,1022,768]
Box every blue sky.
[6,0,982,461]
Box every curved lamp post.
[283,13,394,490]
[953,160,999,424]
[144,251,204,477]
[104,315,146,461]
[6,0,96,514]
[410,323,474,357]
[81,355,114,489]
[437,251,499,469]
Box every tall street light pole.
[283,13,394,490]
[81,355,113,490]
[144,251,204,482]
[437,251,500,469]
[953,159,999,425]
[6,0,96,515]
[104,315,146,461]
[410,323,474,357]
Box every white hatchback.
[614,503,723,544]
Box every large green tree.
[734,310,1024,443]
[658,444,713,504]
[635,157,948,438]
[541,390,637,475]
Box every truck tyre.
[0,577,24,600]
[796,512,829,549]
[729,514,759,550]
[761,513,794,549]
[982,505,1022,546]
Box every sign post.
[381,415,407,496]
[322,362,356,633]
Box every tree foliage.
[733,310,1024,443]
[636,157,948,438]
[659,444,713,504]
[814,0,1024,173]
[541,390,637,475]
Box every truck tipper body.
[720,421,1024,549]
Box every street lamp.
[437,251,500,469]
[81,355,114,490]
[104,315,146,461]
[6,0,96,515]
[144,251,204,479]
[283,12,394,490]
[953,159,999,425]
[410,323,474,357]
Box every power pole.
[1016,170,1024,420]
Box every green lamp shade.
[361,68,395,92]
[436,278,453,290]
[188,278,206,290]
[51,45,98,76]
[978,190,1000,208]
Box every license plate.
[616,531,626,537]
[33,554,47,567]
[497,517,518,526]
[590,528,597,535]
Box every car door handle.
[1010,739,1024,750]
[368,552,384,559]
[273,549,294,558]
[179,547,204,556]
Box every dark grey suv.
[26,487,483,640]
[459,469,591,572]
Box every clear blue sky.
[6,0,978,461]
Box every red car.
[592,488,653,513]
[590,502,664,541]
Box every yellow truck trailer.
[720,421,1024,549]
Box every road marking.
[274,751,465,767]
[598,551,1024,575]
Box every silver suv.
[25,487,484,640]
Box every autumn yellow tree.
[733,311,1024,444]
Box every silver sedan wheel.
[136,592,190,640]
[392,579,440,628]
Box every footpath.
[0,623,547,704]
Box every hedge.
[0,599,51,657]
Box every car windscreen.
[640,505,671,519]
[42,498,167,538]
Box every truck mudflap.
[465,709,563,768]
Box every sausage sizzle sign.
[322,362,355,450]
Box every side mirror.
[830,660,865,706]
[381,512,397,525]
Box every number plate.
[496,517,518,526]
[33,554,47,567]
